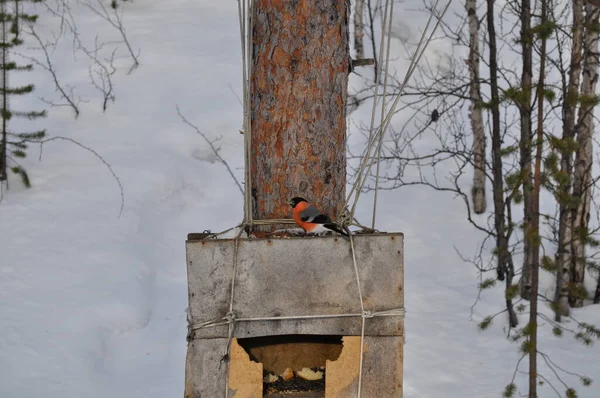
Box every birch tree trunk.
[466,0,486,215]
[519,0,534,299]
[554,0,584,320]
[354,0,364,59]
[570,4,600,308]
[250,0,349,226]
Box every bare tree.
[518,0,534,300]
[486,0,510,285]
[570,4,600,308]
[553,0,584,320]
[466,0,486,215]
[528,1,550,395]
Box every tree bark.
[250,0,349,225]
[519,0,534,300]
[595,271,600,304]
[486,0,509,285]
[0,6,7,183]
[529,1,549,395]
[466,0,486,215]
[354,0,364,59]
[570,4,600,308]
[554,0,584,320]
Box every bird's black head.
[289,197,307,208]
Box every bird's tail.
[325,223,349,237]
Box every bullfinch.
[288,196,349,237]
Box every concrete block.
[184,233,404,397]
[186,234,404,339]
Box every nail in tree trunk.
[570,4,600,308]
[554,0,584,319]
[250,0,349,228]
[354,0,364,59]
[466,0,486,215]
[519,0,534,300]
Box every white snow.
[0,1,598,398]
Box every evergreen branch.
[12,110,46,119]
[0,84,33,94]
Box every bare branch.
[36,136,124,218]
[82,0,140,72]
[17,24,80,117]
[176,105,243,195]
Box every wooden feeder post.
[184,1,404,397]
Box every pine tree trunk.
[554,0,584,320]
[570,4,600,308]
[0,7,7,183]
[519,0,534,300]
[466,0,486,215]
[594,272,600,304]
[354,0,364,59]
[250,0,349,226]
[486,0,509,285]
[529,1,549,395]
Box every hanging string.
[345,0,453,228]
[238,0,254,225]
[222,227,244,398]
[372,0,395,229]
[344,0,391,217]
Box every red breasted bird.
[288,197,349,237]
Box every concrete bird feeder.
[184,232,404,397]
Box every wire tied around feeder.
[186,306,407,340]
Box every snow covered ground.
[0,1,598,397]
